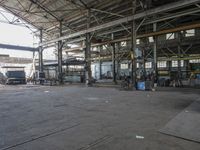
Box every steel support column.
[142,48,146,81]
[58,21,63,84]
[85,9,92,86]
[39,29,43,73]
[116,43,120,81]
[177,32,182,80]
[111,34,117,84]
[99,45,102,80]
[153,23,158,83]
[131,0,137,87]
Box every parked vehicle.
[5,70,26,84]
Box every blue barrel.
[137,82,145,90]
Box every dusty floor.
[0,85,200,150]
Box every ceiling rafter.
[0,0,199,49]
[29,0,60,21]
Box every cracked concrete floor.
[0,85,200,150]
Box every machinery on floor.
[2,66,26,85]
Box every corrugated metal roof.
[0,0,194,43]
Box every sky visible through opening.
[0,23,36,58]
[0,8,55,59]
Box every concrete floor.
[0,85,200,150]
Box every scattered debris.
[136,135,144,139]
[185,110,189,113]
[87,97,99,101]
[44,91,49,93]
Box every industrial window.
[189,59,200,63]
[157,61,167,68]
[121,63,128,69]
[137,63,139,68]
[185,29,195,37]
[68,44,79,48]
[136,39,140,44]
[148,36,154,43]
[172,60,184,67]
[93,47,97,51]
[103,45,108,50]
[145,62,152,68]
[166,33,175,40]
[121,41,127,47]
[181,60,184,67]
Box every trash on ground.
[136,135,144,139]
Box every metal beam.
[0,43,38,51]
[29,0,60,21]
[39,29,43,73]
[177,32,182,80]
[153,22,158,84]
[91,8,124,17]
[111,34,117,84]
[0,56,33,64]
[62,7,200,43]
[85,9,92,86]
[99,45,102,80]
[131,0,137,87]
[58,21,63,84]
[137,22,200,38]
[64,22,200,57]
[40,0,200,46]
